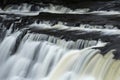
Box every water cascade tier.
[0,1,120,80]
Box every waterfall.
[0,2,120,80]
[0,31,21,65]
[0,23,119,80]
[0,31,69,80]
[0,30,119,80]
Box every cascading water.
[0,31,21,65]
[0,32,68,80]
[0,28,119,80]
[0,2,120,80]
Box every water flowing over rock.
[0,1,120,80]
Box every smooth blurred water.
[0,3,119,80]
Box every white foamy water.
[3,3,89,15]
[0,31,21,65]
[0,31,119,80]
[38,4,89,14]
[23,33,98,49]
[2,3,120,17]
[0,3,120,80]
[29,21,118,30]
